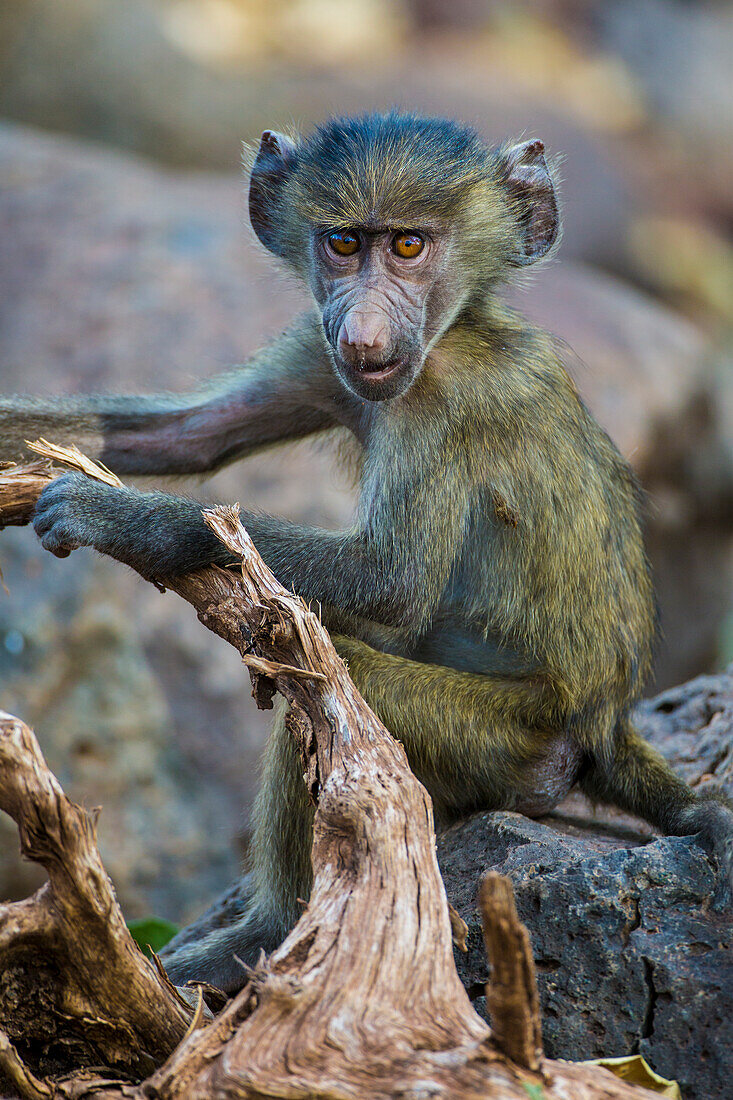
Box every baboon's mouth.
[334,354,414,401]
[353,359,403,380]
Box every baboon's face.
[311,224,453,402]
[248,121,559,402]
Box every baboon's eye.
[327,230,360,256]
[392,232,424,259]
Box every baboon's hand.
[33,472,125,558]
[33,475,226,578]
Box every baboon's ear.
[249,130,298,256]
[498,139,558,264]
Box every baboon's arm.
[31,423,471,633]
[0,315,338,475]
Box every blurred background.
[0,0,732,924]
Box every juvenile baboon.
[2,113,731,993]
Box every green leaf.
[521,1085,546,1100]
[127,916,179,957]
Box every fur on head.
[247,111,560,288]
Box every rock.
[439,667,733,1100]
[636,669,733,796]
[0,0,635,268]
[588,0,733,216]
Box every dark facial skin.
[310,224,452,401]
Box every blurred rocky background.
[0,0,732,947]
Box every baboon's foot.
[160,874,285,994]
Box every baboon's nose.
[338,313,389,360]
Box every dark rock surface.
[439,667,733,1100]
[636,671,733,796]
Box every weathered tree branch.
[0,443,120,529]
[0,454,651,1098]
[0,710,194,1083]
[480,872,543,1071]
[0,1029,51,1100]
[0,459,57,527]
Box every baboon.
[2,113,731,993]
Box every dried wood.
[0,460,651,1099]
[0,1029,51,1100]
[0,460,57,527]
[480,872,543,1070]
[26,439,123,487]
[0,442,120,529]
[0,710,193,1082]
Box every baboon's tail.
[579,717,733,891]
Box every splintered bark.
[0,459,57,527]
[0,711,194,1085]
[480,873,543,1071]
[0,452,650,1099]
